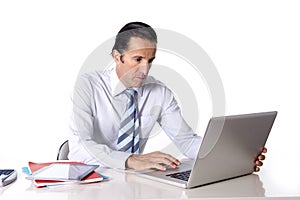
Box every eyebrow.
[132,55,156,61]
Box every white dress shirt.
[68,66,202,169]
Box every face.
[114,37,156,88]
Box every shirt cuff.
[183,136,202,159]
[109,151,132,169]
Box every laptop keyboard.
[166,170,191,181]
[0,169,14,176]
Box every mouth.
[135,75,146,80]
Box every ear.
[113,50,122,65]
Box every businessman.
[68,22,266,171]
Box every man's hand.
[126,151,181,171]
[254,147,267,172]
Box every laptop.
[137,111,277,188]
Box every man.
[68,22,266,171]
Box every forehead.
[126,37,156,54]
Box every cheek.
[121,64,132,75]
[123,63,139,74]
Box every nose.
[139,63,151,75]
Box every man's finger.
[262,147,267,153]
[149,151,181,166]
[255,160,263,166]
[258,154,265,160]
[149,163,167,171]
[254,166,260,172]
[148,156,180,169]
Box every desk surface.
[1,160,300,200]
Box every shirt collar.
[111,66,144,97]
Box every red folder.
[28,161,103,187]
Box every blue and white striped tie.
[117,89,140,154]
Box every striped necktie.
[117,89,140,154]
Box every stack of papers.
[23,161,108,188]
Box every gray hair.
[112,22,157,56]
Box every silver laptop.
[137,111,277,188]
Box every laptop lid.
[187,111,277,188]
[138,111,277,189]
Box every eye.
[148,57,155,63]
[135,57,142,62]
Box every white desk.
[1,160,300,200]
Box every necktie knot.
[126,88,135,95]
[125,89,136,107]
[126,88,136,98]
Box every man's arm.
[68,74,132,169]
[126,86,199,171]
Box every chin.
[131,78,145,88]
[133,84,142,88]
[132,82,143,88]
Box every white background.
[0,0,299,195]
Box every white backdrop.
[1,0,299,195]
